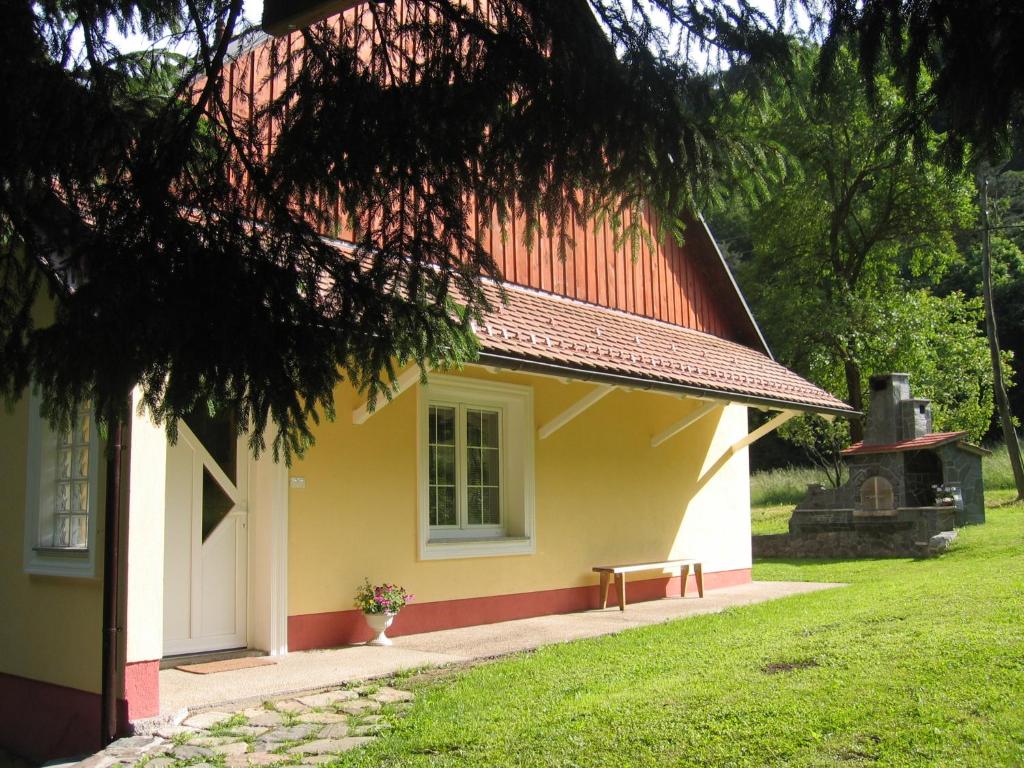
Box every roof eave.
[477,351,857,418]
[956,441,992,457]
[841,433,991,457]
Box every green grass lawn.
[330,495,1024,767]
[751,502,794,535]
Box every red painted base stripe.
[289,568,751,650]
[0,672,101,762]
[124,660,160,721]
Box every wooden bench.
[592,559,703,611]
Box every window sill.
[24,549,96,578]
[421,536,534,560]
[33,546,89,556]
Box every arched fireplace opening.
[858,475,894,512]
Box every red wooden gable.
[223,5,769,353]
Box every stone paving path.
[78,685,415,768]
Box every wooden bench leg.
[680,564,690,598]
[695,563,704,598]
[615,573,626,611]
[599,572,610,609]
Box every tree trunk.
[980,178,1024,500]
[844,358,865,443]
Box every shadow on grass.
[990,495,1023,507]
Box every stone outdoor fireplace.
[764,374,988,558]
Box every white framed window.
[419,375,535,560]
[23,393,101,577]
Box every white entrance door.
[163,416,248,656]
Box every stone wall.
[752,529,948,559]
[788,506,955,539]
[938,444,985,525]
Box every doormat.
[178,657,277,675]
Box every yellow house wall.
[287,368,751,615]
[0,394,103,694]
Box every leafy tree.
[826,0,1024,496]
[711,43,988,442]
[779,414,848,488]
[0,1,794,460]
[824,0,1024,168]
[941,209,1024,431]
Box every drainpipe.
[101,396,130,745]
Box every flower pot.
[363,611,397,646]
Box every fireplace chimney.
[864,373,931,445]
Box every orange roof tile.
[841,432,986,456]
[473,281,853,414]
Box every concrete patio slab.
[158,580,839,717]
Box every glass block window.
[50,408,92,550]
[25,394,100,577]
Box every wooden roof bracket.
[725,410,799,456]
[352,365,427,425]
[694,409,799,491]
[650,400,724,448]
[537,385,616,440]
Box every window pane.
[75,412,90,445]
[437,446,455,485]
[481,411,499,448]
[467,486,482,525]
[44,402,93,551]
[481,448,499,485]
[434,486,456,526]
[56,483,71,512]
[467,410,481,447]
[464,409,500,527]
[72,481,89,513]
[70,515,88,548]
[57,449,72,481]
[201,469,235,541]
[185,406,238,485]
[430,406,456,446]
[483,487,501,525]
[73,447,89,479]
[436,406,454,444]
[429,406,457,526]
[53,515,70,548]
[467,447,482,486]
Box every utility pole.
[980,176,1024,500]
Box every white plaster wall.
[125,392,167,663]
[248,449,289,656]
